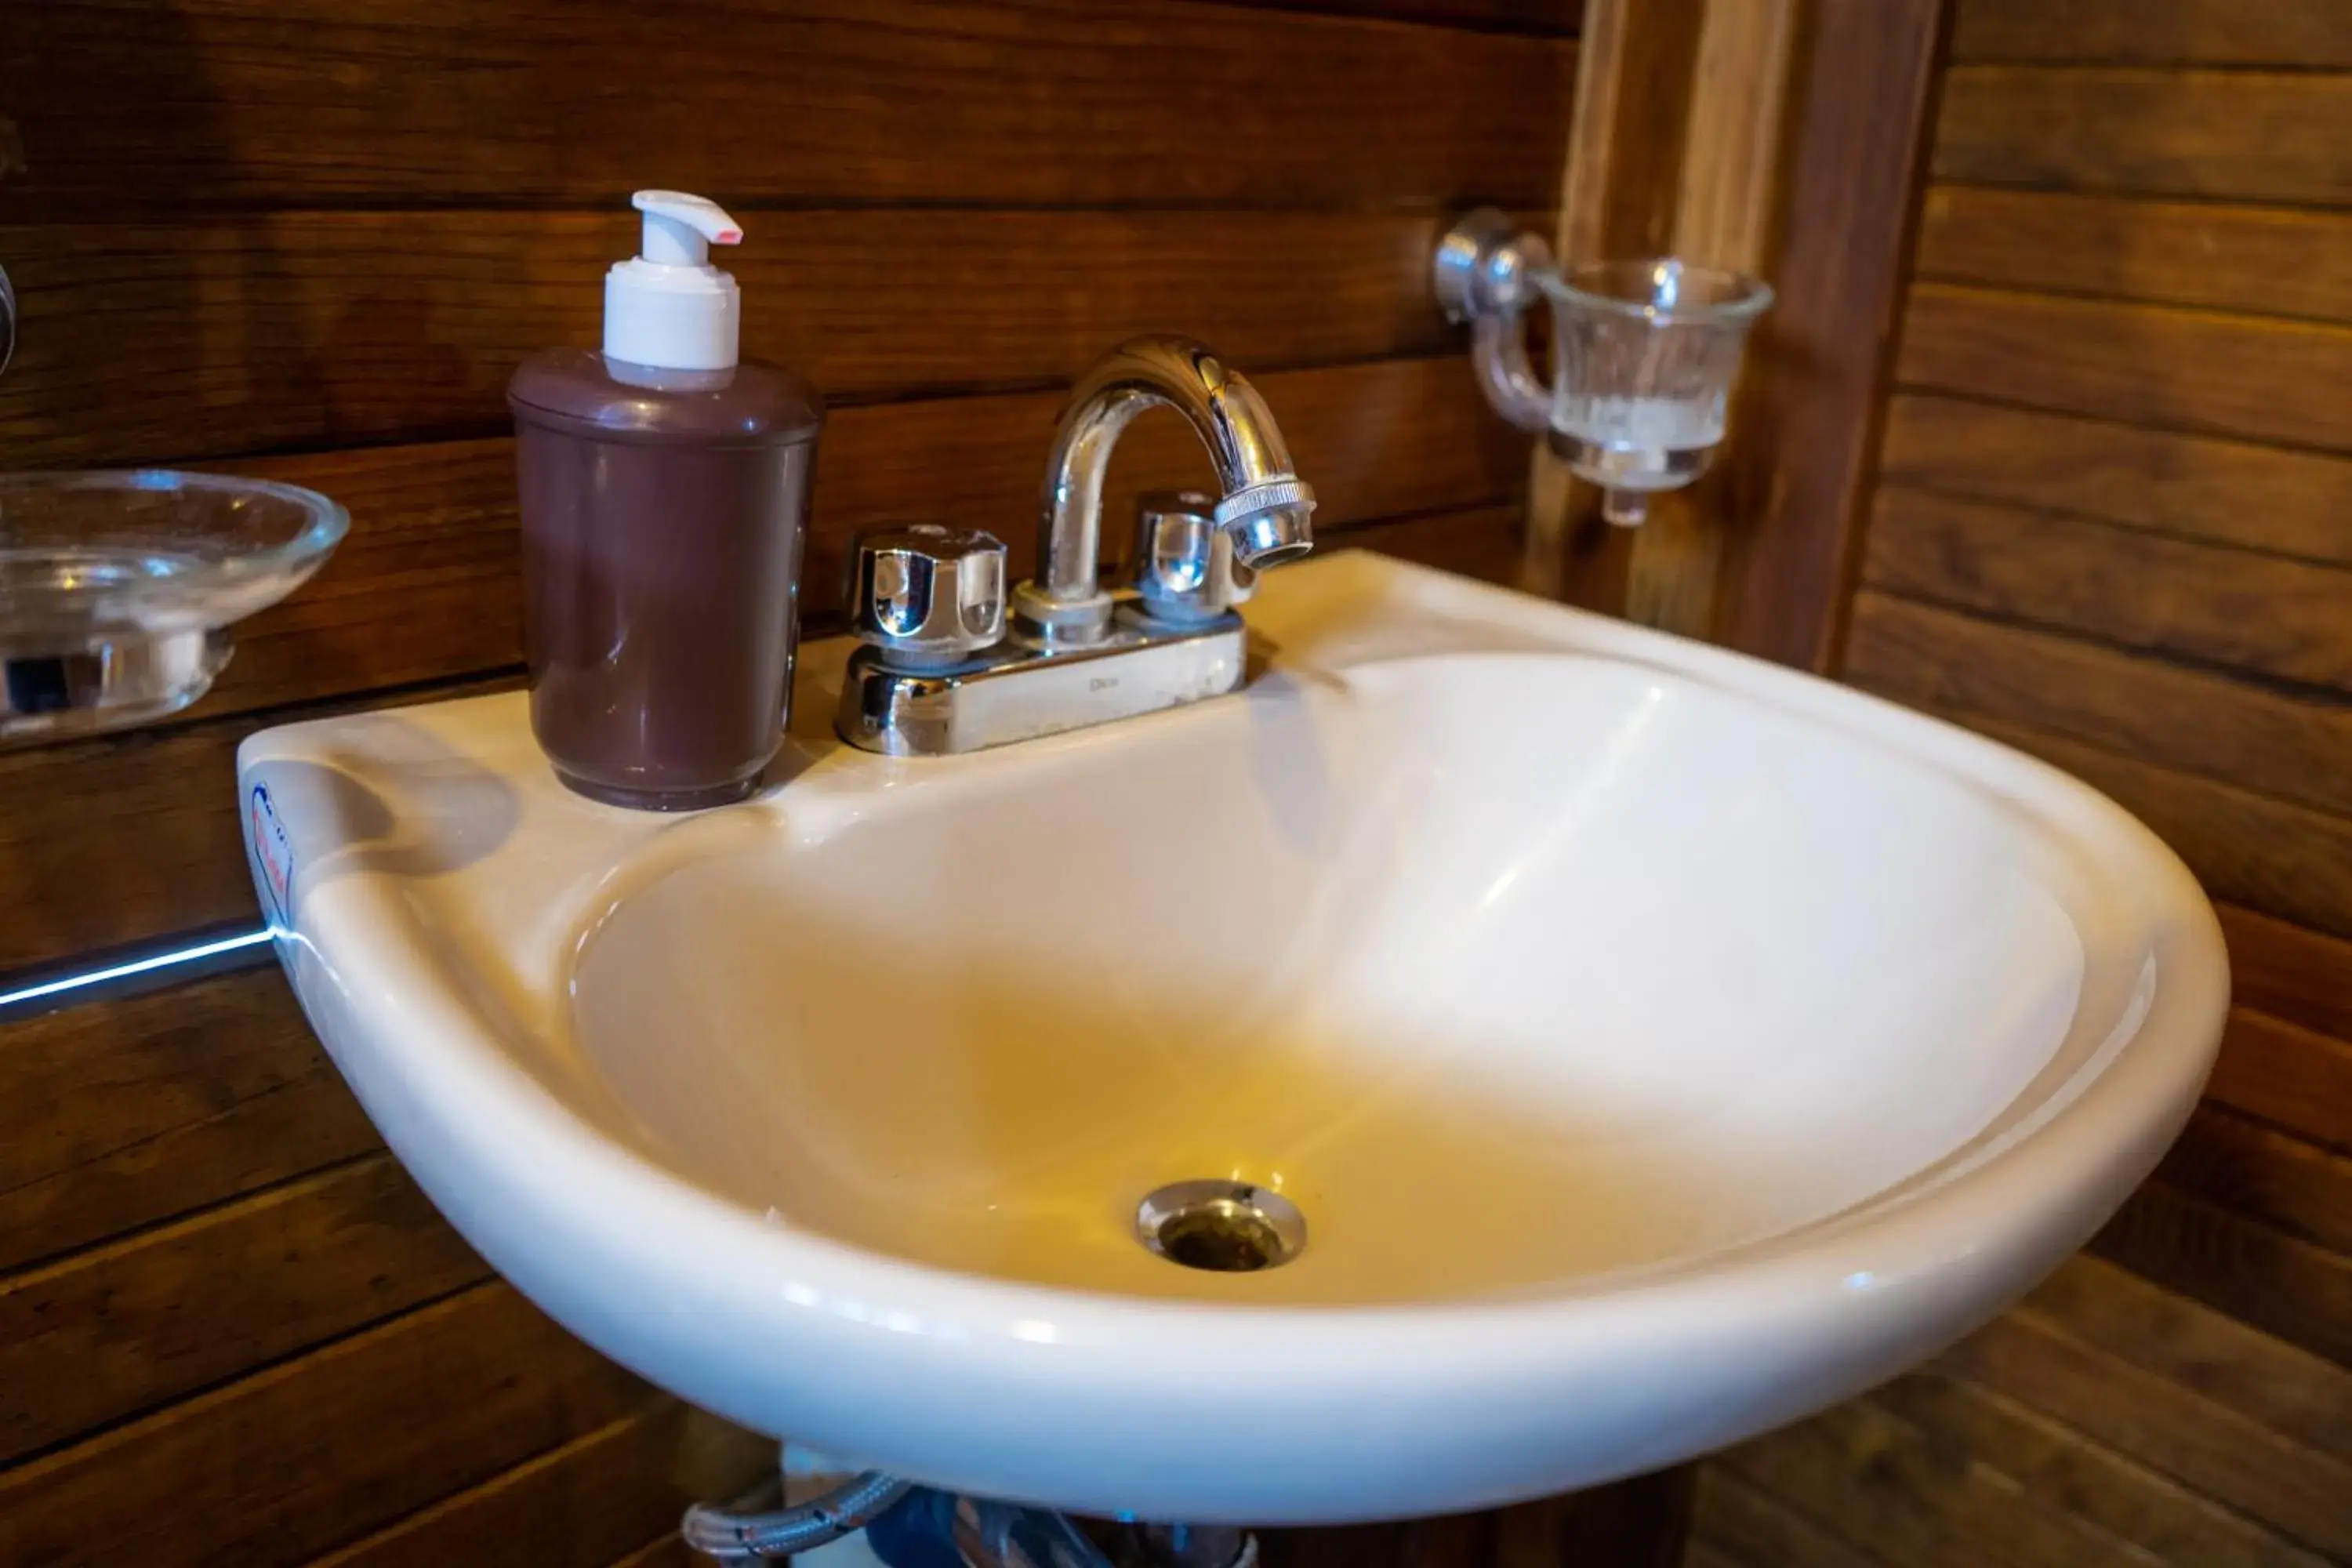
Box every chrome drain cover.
[1135,1180,1306,1272]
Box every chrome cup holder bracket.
[1434,209,1773,527]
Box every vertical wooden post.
[1531,0,1704,612]
[1531,0,1947,670]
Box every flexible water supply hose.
[682,1469,913,1563]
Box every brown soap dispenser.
[508,189,823,811]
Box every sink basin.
[238,551,2227,1524]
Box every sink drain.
[1135,1180,1306,1272]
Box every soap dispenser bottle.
[509,189,823,811]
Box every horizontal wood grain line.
[1689,1465,1887,1568]
[0,209,1531,468]
[0,967,379,1275]
[2017,1253,2352,1469]
[1860,486,2352,691]
[1215,0,1581,32]
[0,1153,487,1468]
[2159,1107,2352,1258]
[1841,590,2352,818]
[1838,690,2352,942]
[1914,186,2352,323]
[1935,68,2352,205]
[310,1402,772,1568]
[1717,1392,2145,1568]
[1869,1368,2330,1568]
[0,1283,651,1568]
[2214,907,2352,1044]
[1876,394,2352,568]
[1896,284,2352,453]
[2092,1180,2352,1383]
[0,497,1525,977]
[0,0,1571,213]
[2209,1010,2352,1158]
[1950,0,2352,69]
[1933,1287,2352,1555]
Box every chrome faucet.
[835,336,1316,757]
[1014,336,1316,644]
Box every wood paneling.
[2208,1009,2352,1156]
[0,0,1570,213]
[313,1404,774,1568]
[1878,394,2352,567]
[1928,1292,2352,1559]
[1897,285,2352,454]
[1916,187,2352,323]
[1935,70,2352,206]
[0,209,1481,468]
[0,1284,652,1567]
[1861,488,2352,691]
[1951,0,2352,67]
[0,1154,487,1466]
[0,969,376,1273]
[2092,1181,2352,1377]
[1706,0,1949,670]
[1703,4,2352,1562]
[1842,592,2352,816]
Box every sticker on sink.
[249,782,296,931]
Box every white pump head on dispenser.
[604,190,745,372]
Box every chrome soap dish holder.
[1433,209,1773,527]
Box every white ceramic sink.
[238,551,2226,1524]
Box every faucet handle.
[849,524,1007,668]
[1132,490,1252,624]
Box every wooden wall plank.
[1929,1305,2352,1558]
[0,209,1500,469]
[0,969,376,1274]
[1689,1467,1888,1568]
[1869,1372,2330,1568]
[1707,0,1950,670]
[1907,711,2352,943]
[2094,1182,2352,1374]
[1877,394,2352,567]
[1896,285,2352,453]
[1239,0,1580,30]
[0,1156,487,1466]
[2207,1008,2352,1157]
[2020,1254,2352,1461]
[1842,591,2352,817]
[1861,488,2352,691]
[313,1403,772,1568]
[1717,1396,2147,1568]
[2214,907,2352,1045]
[1935,70,2352,206]
[0,1284,650,1568]
[2158,1109,2352,1260]
[0,0,1571,214]
[1915,187,2352,323]
[1951,0,2352,67]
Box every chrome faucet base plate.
[835,608,1245,757]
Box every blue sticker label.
[250,782,296,930]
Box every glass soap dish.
[0,470,348,744]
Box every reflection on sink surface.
[238,551,2226,1524]
[579,654,2084,1305]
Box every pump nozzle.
[604,189,746,372]
[633,190,744,267]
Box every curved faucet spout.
[1021,336,1314,641]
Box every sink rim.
[241,551,2229,1522]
